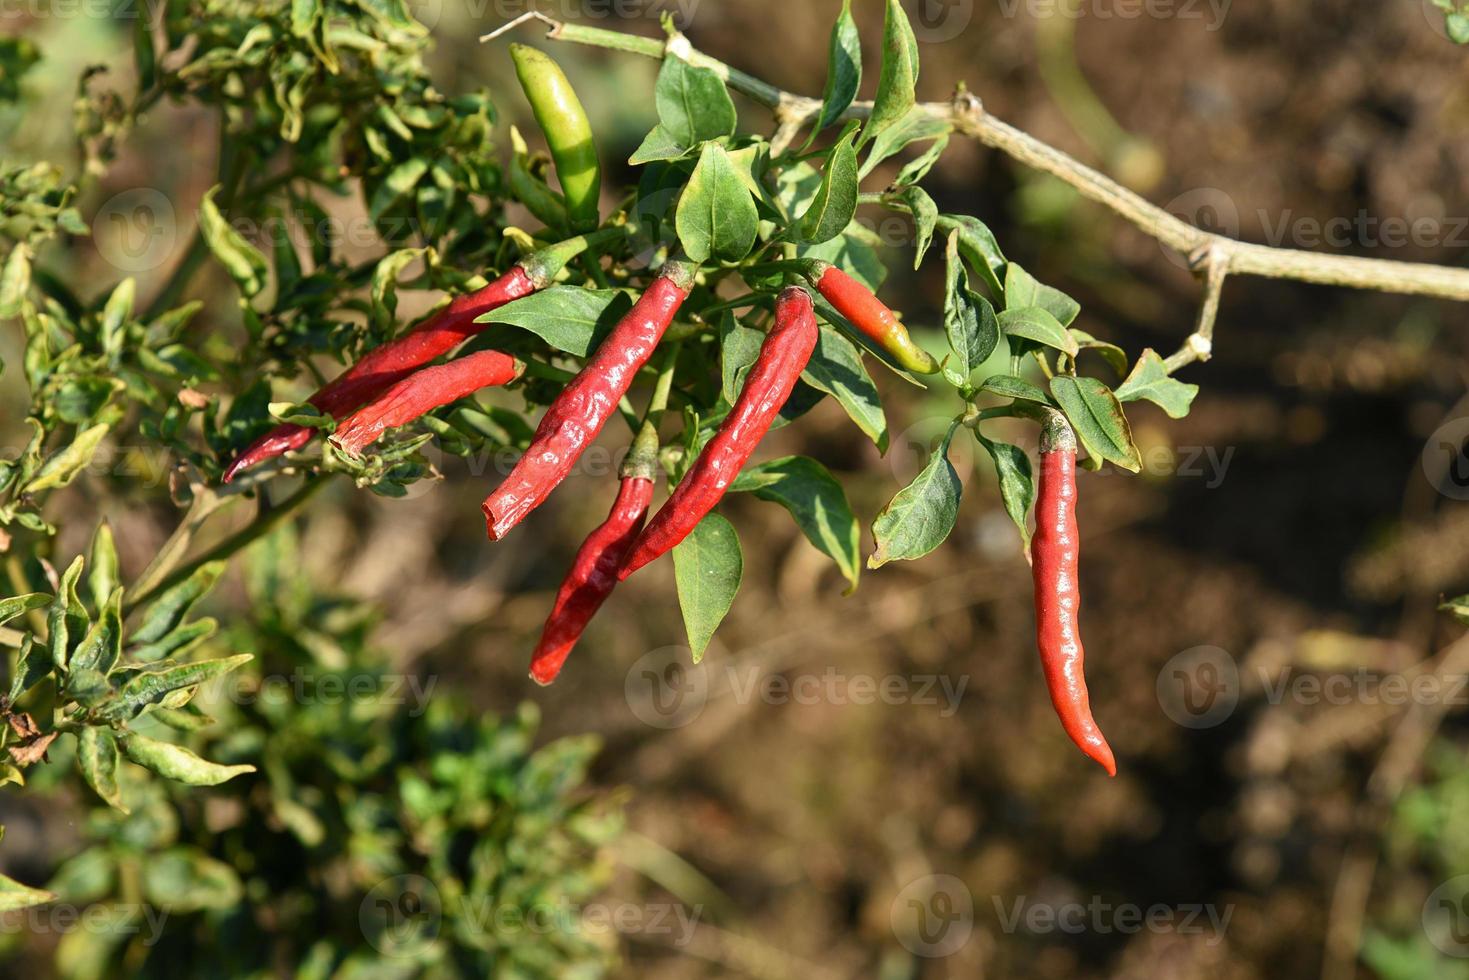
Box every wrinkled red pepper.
[222,230,618,482]
[329,350,524,456]
[481,260,696,540]
[619,285,818,578]
[1033,410,1116,776]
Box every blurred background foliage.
[3,1,1469,978]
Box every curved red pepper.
[222,230,621,483]
[529,474,653,685]
[330,350,524,456]
[804,262,938,375]
[481,261,696,541]
[1033,413,1116,776]
[619,286,818,579]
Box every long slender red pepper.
[1032,410,1116,776]
[800,260,938,375]
[481,260,696,541]
[329,350,524,456]
[619,286,818,579]
[222,230,619,482]
[529,466,653,685]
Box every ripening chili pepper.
[482,260,697,540]
[329,350,524,456]
[529,456,656,685]
[799,260,939,375]
[221,229,619,482]
[619,286,818,579]
[510,44,601,233]
[1032,410,1116,776]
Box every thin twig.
[1163,246,1229,373]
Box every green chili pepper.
[509,44,601,233]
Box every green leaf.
[894,133,950,188]
[672,514,743,663]
[731,456,861,591]
[99,277,134,363]
[368,156,429,221]
[1114,348,1199,419]
[479,287,633,357]
[1004,262,1079,327]
[77,727,127,813]
[1449,12,1469,43]
[1440,595,1469,625]
[897,185,939,268]
[7,635,47,702]
[68,587,122,678]
[24,422,109,492]
[198,185,268,298]
[0,871,55,911]
[86,522,118,613]
[628,124,688,166]
[861,107,950,180]
[810,0,862,138]
[0,243,31,318]
[131,562,224,646]
[131,617,217,663]
[654,57,737,146]
[120,733,255,786]
[0,592,49,627]
[862,0,920,149]
[997,307,1078,357]
[980,374,1051,404]
[719,312,765,405]
[795,126,859,245]
[803,325,888,452]
[943,231,1000,372]
[975,433,1034,555]
[1050,376,1142,472]
[141,848,243,912]
[46,555,86,671]
[101,654,252,723]
[368,246,431,333]
[869,422,962,568]
[676,143,758,264]
[941,214,1006,298]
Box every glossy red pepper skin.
[222,267,537,482]
[1033,417,1116,776]
[529,475,653,685]
[807,263,938,375]
[619,286,818,579]
[330,350,524,456]
[481,262,695,541]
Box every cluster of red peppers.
[221,44,1115,775]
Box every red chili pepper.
[800,260,938,375]
[329,350,524,456]
[1032,411,1116,776]
[222,230,619,482]
[529,471,653,685]
[481,261,696,541]
[619,285,818,579]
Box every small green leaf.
[731,456,861,591]
[869,422,962,568]
[940,214,1006,298]
[46,556,86,671]
[795,126,859,245]
[24,422,109,492]
[0,592,49,627]
[803,325,888,452]
[676,143,758,264]
[943,231,1000,372]
[629,124,688,165]
[897,185,939,268]
[862,0,920,149]
[1440,595,1469,625]
[7,635,47,702]
[719,312,765,405]
[672,514,743,662]
[655,57,737,146]
[368,156,429,221]
[131,562,224,646]
[1050,376,1142,472]
[893,133,950,188]
[0,871,55,911]
[1114,348,1199,419]
[130,617,217,663]
[86,522,118,613]
[479,287,633,357]
[975,433,1034,555]
[0,243,31,318]
[809,0,862,139]
[68,587,122,678]
[1449,12,1469,43]
[77,727,127,813]
[198,186,268,298]
[979,374,1051,404]
[119,732,255,786]
[101,653,252,723]
[997,307,1078,357]
[99,278,134,363]
[860,106,950,180]
[1004,263,1079,326]
[141,848,243,911]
